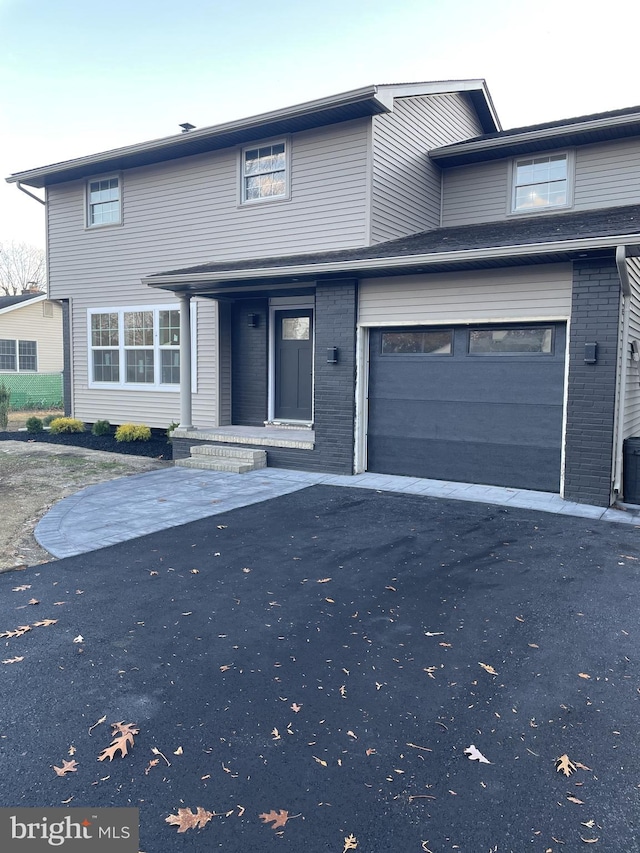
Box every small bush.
[49,417,85,434]
[42,414,59,426]
[0,382,10,431]
[166,421,179,440]
[91,419,112,436]
[115,423,151,443]
[26,416,44,433]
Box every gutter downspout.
[16,182,45,205]
[614,245,632,497]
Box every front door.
[274,309,313,421]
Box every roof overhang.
[144,236,640,297]
[0,293,47,315]
[431,111,640,166]
[7,79,498,188]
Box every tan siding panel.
[371,93,483,243]
[0,300,63,372]
[358,264,573,326]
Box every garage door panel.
[367,436,561,492]
[368,323,566,492]
[370,399,564,445]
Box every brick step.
[175,457,256,474]
[190,444,266,465]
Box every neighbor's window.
[381,329,453,355]
[89,307,183,387]
[0,339,37,371]
[87,176,121,226]
[512,154,568,212]
[242,141,287,202]
[468,327,554,354]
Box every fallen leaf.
[2,656,24,664]
[271,728,281,740]
[365,748,376,756]
[33,619,57,627]
[347,730,358,740]
[259,809,289,830]
[556,754,577,777]
[144,758,160,775]
[151,747,170,766]
[12,585,31,591]
[190,569,200,574]
[68,745,76,756]
[581,820,596,828]
[340,685,347,698]
[575,762,592,771]
[343,834,358,851]
[291,703,302,713]
[98,721,139,761]
[73,635,84,644]
[528,643,539,648]
[479,662,498,675]
[28,599,39,605]
[317,578,332,583]
[88,715,107,735]
[53,760,78,777]
[581,838,599,844]
[464,744,491,764]
[567,795,584,804]
[578,673,591,679]
[313,756,327,767]
[166,806,214,833]
[173,746,183,755]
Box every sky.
[1,0,640,251]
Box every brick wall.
[564,257,621,506]
[231,298,268,426]
[312,280,358,473]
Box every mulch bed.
[0,428,172,459]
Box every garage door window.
[381,329,453,355]
[469,327,554,355]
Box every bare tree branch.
[0,241,46,296]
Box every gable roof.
[145,204,640,293]
[0,292,46,315]
[430,103,640,166]
[7,80,498,189]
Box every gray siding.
[358,264,573,326]
[46,119,370,428]
[371,93,483,243]
[624,257,640,439]
[442,138,640,227]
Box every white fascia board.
[144,234,640,289]
[431,111,640,160]
[7,85,386,186]
[0,294,47,315]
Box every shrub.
[166,421,179,440]
[42,414,59,426]
[91,419,112,436]
[0,382,9,431]
[115,423,151,443]
[49,417,85,434]
[26,416,44,433]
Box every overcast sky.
[2,0,640,251]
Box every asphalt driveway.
[1,485,639,852]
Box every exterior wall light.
[247,313,259,328]
[327,347,339,364]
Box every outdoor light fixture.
[247,313,259,328]
[584,342,598,364]
[327,347,339,364]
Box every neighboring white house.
[0,292,63,374]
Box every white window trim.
[85,173,123,229]
[508,151,574,216]
[0,338,38,372]
[87,303,196,391]
[238,137,291,206]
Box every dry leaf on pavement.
[54,760,78,777]
[98,721,139,761]
[556,754,577,776]
[165,806,214,832]
[343,834,358,851]
[259,809,289,829]
[464,744,491,763]
[479,662,498,675]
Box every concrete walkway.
[35,466,640,559]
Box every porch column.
[178,292,193,429]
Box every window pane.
[89,177,120,224]
[0,339,17,370]
[91,313,119,346]
[514,155,567,211]
[469,327,553,354]
[124,311,154,346]
[18,340,37,371]
[161,349,180,384]
[125,349,154,383]
[282,317,310,340]
[93,349,119,382]
[243,142,286,200]
[159,310,180,346]
[382,330,453,354]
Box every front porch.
[172,424,317,473]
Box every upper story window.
[512,154,568,213]
[241,141,287,203]
[87,176,121,226]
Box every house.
[0,291,64,408]
[7,79,640,507]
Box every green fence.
[0,373,64,410]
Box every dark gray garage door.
[367,323,566,491]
